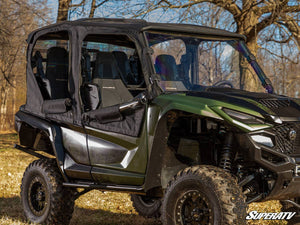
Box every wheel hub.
[36,189,44,201]
[175,190,212,225]
[28,176,48,216]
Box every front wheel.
[21,159,75,225]
[161,165,247,225]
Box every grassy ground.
[0,134,290,225]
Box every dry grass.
[0,134,292,225]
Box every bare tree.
[0,0,47,132]
[122,0,300,91]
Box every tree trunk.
[12,78,16,124]
[57,0,71,22]
[238,2,261,92]
[0,84,10,132]
[239,38,260,91]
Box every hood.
[186,88,300,121]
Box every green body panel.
[142,93,272,170]
[150,93,272,133]
[153,94,223,120]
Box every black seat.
[46,47,69,99]
[33,51,52,99]
[112,51,136,84]
[93,52,119,79]
[155,54,187,91]
[92,52,133,108]
[155,54,179,81]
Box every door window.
[80,34,145,110]
[31,31,70,100]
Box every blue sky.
[46,0,213,24]
[46,0,58,22]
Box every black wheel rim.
[28,176,48,216]
[176,190,212,225]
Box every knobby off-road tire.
[161,165,247,225]
[131,194,161,218]
[21,158,76,225]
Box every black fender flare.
[15,110,68,181]
[144,112,187,192]
[144,115,168,192]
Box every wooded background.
[0,0,299,133]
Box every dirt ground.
[0,134,290,225]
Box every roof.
[27,18,246,43]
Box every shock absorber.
[219,132,234,172]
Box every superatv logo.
[246,211,296,220]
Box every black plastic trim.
[64,153,92,180]
[144,114,169,192]
[14,144,49,159]
[15,110,69,182]
[63,181,145,194]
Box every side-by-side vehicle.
[14,18,299,224]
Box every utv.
[15,18,300,225]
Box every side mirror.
[81,83,100,111]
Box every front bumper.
[239,133,300,200]
[267,172,300,200]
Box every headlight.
[251,135,274,147]
[223,108,264,124]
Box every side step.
[63,181,145,194]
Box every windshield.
[146,32,273,93]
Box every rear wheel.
[161,165,247,225]
[131,194,161,218]
[21,158,75,225]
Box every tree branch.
[249,0,289,36]
[283,5,300,13]
[89,0,110,18]
[266,21,293,44]
[266,33,293,43]
[132,0,241,21]
[96,0,110,8]
[260,46,299,64]
[70,0,86,8]
[280,15,300,50]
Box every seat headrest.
[47,47,68,63]
[155,54,178,81]
[113,51,128,61]
[46,47,68,74]
[112,51,132,82]
[93,52,119,79]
